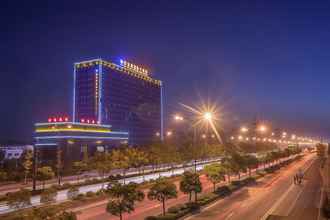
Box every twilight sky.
[1,0,330,142]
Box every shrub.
[186,202,200,212]
[73,193,85,200]
[145,216,158,220]
[228,184,240,191]
[215,185,231,197]
[95,189,105,196]
[57,211,77,220]
[240,177,256,186]
[7,189,31,209]
[167,206,180,214]
[9,172,24,182]
[62,183,72,188]
[256,170,266,177]
[231,180,242,187]
[155,214,177,220]
[67,186,79,200]
[86,191,95,197]
[40,187,57,204]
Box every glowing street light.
[166,131,172,137]
[258,125,267,132]
[240,126,248,133]
[203,112,212,121]
[174,114,184,121]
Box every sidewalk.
[319,156,329,220]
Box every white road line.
[225,211,234,220]
[260,157,315,220]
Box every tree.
[125,148,149,181]
[179,171,202,203]
[56,146,63,185]
[73,161,88,182]
[111,149,130,184]
[244,155,259,176]
[227,153,247,179]
[7,188,31,209]
[91,152,112,188]
[203,163,226,192]
[317,143,326,158]
[67,186,79,200]
[106,182,144,220]
[37,166,55,189]
[40,187,57,204]
[22,149,33,184]
[148,177,178,216]
[258,154,268,169]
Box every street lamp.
[166,131,172,137]
[258,125,267,132]
[174,114,184,121]
[240,126,248,133]
[203,112,212,121]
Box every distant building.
[73,58,163,145]
[0,145,33,160]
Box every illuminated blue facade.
[74,59,163,145]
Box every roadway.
[73,156,300,220]
[186,153,320,220]
[0,160,216,214]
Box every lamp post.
[173,112,214,172]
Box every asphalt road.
[0,160,218,214]
[186,153,319,220]
[74,157,297,220]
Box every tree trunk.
[123,170,126,184]
[24,172,28,185]
[213,183,216,192]
[162,198,166,216]
[101,172,105,189]
[119,210,122,220]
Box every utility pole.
[56,146,62,185]
[32,145,37,191]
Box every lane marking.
[260,157,315,220]
[225,211,234,220]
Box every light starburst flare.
[179,102,223,144]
